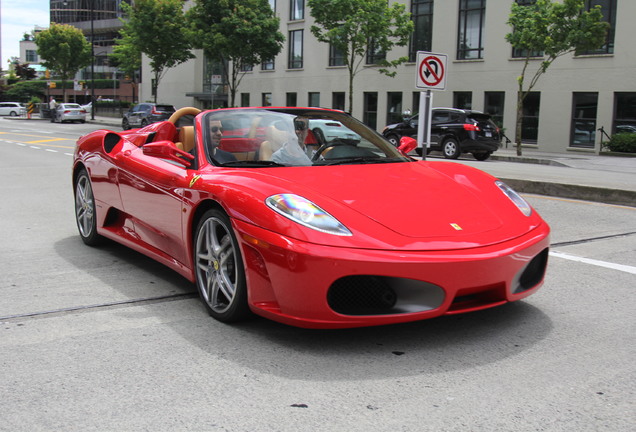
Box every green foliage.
[3,80,48,102]
[110,31,142,83]
[35,23,92,99]
[120,0,194,103]
[505,0,609,155]
[186,0,284,107]
[604,133,636,153]
[15,63,37,80]
[308,0,414,113]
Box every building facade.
[140,0,636,154]
[49,0,133,102]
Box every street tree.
[186,0,284,107]
[506,0,608,155]
[308,0,413,114]
[15,63,37,80]
[35,23,92,102]
[119,0,194,103]
[110,31,142,104]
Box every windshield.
[201,108,410,167]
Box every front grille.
[514,248,549,294]
[327,275,445,316]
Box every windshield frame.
[200,107,411,167]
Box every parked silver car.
[52,103,87,123]
[0,102,26,117]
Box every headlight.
[495,181,532,216]
[266,194,352,236]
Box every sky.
[1,0,50,67]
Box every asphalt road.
[1,120,635,431]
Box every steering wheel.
[168,107,201,125]
[311,141,349,161]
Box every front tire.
[442,138,461,159]
[194,209,249,323]
[74,169,102,246]
[385,134,400,147]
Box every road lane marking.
[550,250,636,275]
[26,138,69,144]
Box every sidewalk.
[6,115,636,207]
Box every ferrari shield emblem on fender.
[450,223,463,231]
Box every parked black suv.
[122,103,176,130]
[382,108,501,160]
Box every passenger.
[269,116,313,166]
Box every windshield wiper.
[219,160,286,167]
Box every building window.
[262,93,272,106]
[457,0,486,60]
[241,93,250,107]
[240,64,253,72]
[290,0,304,21]
[484,91,505,127]
[363,92,378,130]
[453,91,472,109]
[520,92,540,144]
[409,0,434,62]
[269,0,276,11]
[366,39,386,65]
[387,92,403,125]
[286,93,297,106]
[578,0,616,55]
[262,59,275,70]
[613,93,636,134]
[288,30,303,69]
[412,92,421,114]
[329,43,346,67]
[26,50,38,63]
[571,93,598,148]
[332,92,346,111]
[308,92,320,107]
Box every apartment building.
[141,0,635,154]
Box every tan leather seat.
[175,126,195,152]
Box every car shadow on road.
[55,234,553,381]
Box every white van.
[0,102,26,117]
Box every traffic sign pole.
[414,52,447,160]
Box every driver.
[270,116,312,166]
[204,119,237,164]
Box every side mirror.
[398,136,417,156]
[142,140,194,167]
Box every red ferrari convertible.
[73,107,549,329]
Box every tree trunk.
[515,85,524,156]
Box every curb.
[501,178,636,208]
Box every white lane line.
[550,251,636,275]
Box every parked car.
[52,103,87,123]
[0,102,26,117]
[122,103,176,130]
[81,102,92,114]
[616,125,636,134]
[72,106,549,329]
[382,108,502,161]
[309,119,361,144]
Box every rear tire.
[74,169,102,246]
[122,118,130,130]
[472,152,491,161]
[385,134,400,147]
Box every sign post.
[415,52,448,159]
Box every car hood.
[222,161,544,250]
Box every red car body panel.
[73,108,550,328]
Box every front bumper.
[234,219,550,329]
